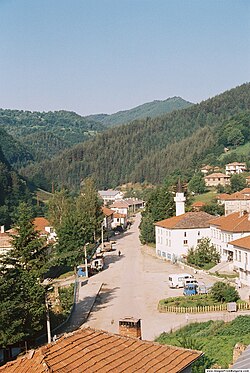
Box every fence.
[158,301,250,314]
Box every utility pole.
[84,243,89,278]
[45,290,52,344]
[101,223,104,251]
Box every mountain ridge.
[85,96,193,127]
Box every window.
[198,231,200,236]
[197,239,202,243]
[184,232,187,237]
[169,240,171,247]
[162,251,166,257]
[166,239,168,246]
[245,252,248,265]
[167,253,171,259]
[183,240,188,245]
[239,251,242,262]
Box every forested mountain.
[20,83,250,190]
[0,109,103,166]
[86,97,192,127]
[0,145,30,225]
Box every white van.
[168,273,194,288]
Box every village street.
[83,214,250,341]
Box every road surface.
[84,213,249,340]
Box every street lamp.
[101,223,104,252]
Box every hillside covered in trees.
[20,83,250,190]
[86,96,192,127]
[0,110,103,167]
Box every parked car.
[183,283,198,296]
[168,273,194,288]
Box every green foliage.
[139,185,174,244]
[187,238,220,268]
[20,84,250,190]
[3,202,49,276]
[230,173,247,192]
[188,173,206,194]
[87,97,192,127]
[0,267,45,347]
[202,200,224,216]
[58,284,74,316]
[53,179,103,267]
[211,282,240,303]
[156,317,250,368]
[159,294,224,308]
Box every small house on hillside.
[225,162,247,175]
[204,172,230,187]
[191,201,205,212]
[110,200,130,216]
[98,189,124,205]
[33,217,57,243]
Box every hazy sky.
[0,0,249,115]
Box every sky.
[0,0,249,115]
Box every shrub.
[187,238,220,268]
[211,282,240,303]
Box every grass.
[211,271,238,279]
[36,188,53,203]
[193,190,217,204]
[159,294,221,308]
[219,142,250,161]
[57,270,75,279]
[155,316,250,368]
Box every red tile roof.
[0,233,13,248]
[1,327,202,373]
[33,217,51,234]
[102,206,114,217]
[191,201,205,207]
[113,212,126,218]
[229,235,250,250]
[110,201,130,208]
[155,212,213,229]
[209,212,250,232]
[204,172,230,179]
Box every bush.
[211,282,240,303]
[187,238,220,268]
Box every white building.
[225,162,247,175]
[98,190,124,205]
[228,235,250,286]
[218,189,250,216]
[155,211,213,261]
[110,200,129,216]
[210,212,250,262]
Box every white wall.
[155,226,210,260]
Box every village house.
[200,164,213,175]
[0,327,202,373]
[124,197,145,212]
[218,189,250,216]
[204,172,230,187]
[110,200,130,216]
[102,206,114,230]
[228,235,250,286]
[155,187,213,261]
[98,189,124,205]
[225,162,247,175]
[0,226,13,257]
[33,217,57,243]
[191,201,205,212]
[209,212,250,262]
[111,212,127,229]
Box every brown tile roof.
[226,162,246,166]
[113,212,126,218]
[240,188,250,194]
[110,201,130,208]
[1,327,202,373]
[33,217,51,234]
[191,201,205,207]
[217,193,230,200]
[155,212,213,229]
[209,212,250,232]
[229,235,250,250]
[204,172,230,179]
[102,206,114,217]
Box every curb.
[83,282,104,324]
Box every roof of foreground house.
[204,172,230,179]
[1,327,202,373]
[209,212,250,232]
[155,212,213,230]
[110,200,130,208]
[99,190,122,197]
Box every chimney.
[0,225,4,234]
[119,317,141,339]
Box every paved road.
[84,214,250,341]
